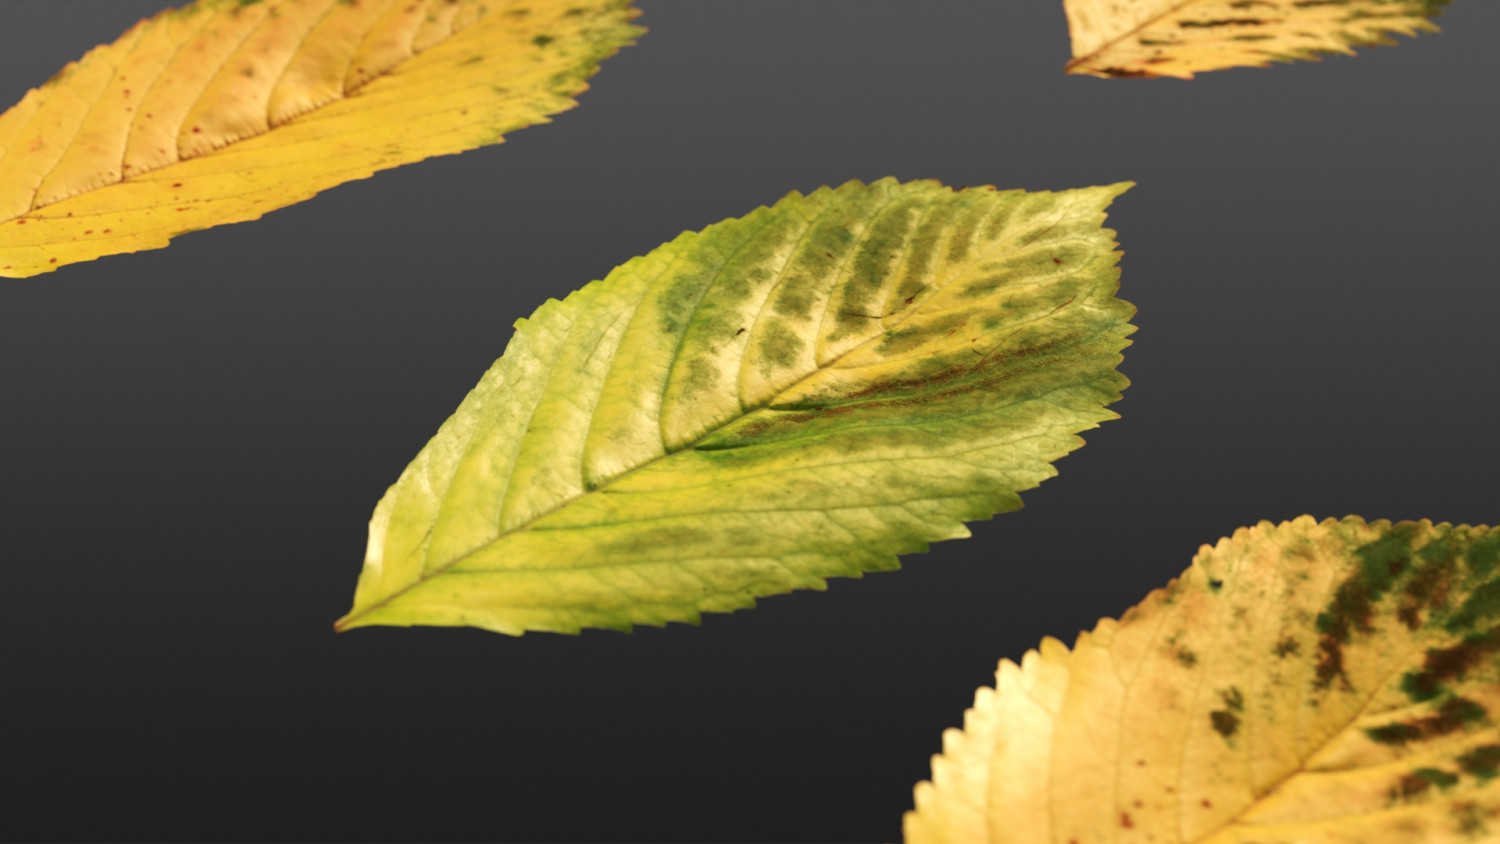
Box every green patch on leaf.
[1401,629,1500,702]
[1315,522,1500,692]
[1458,744,1500,783]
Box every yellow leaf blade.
[908,516,1500,843]
[1062,0,1446,79]
[0,0,642,277]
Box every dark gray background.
[1,1,1496,840]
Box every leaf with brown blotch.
[907,516,1500,843]
[1063,0,1447,79]
[0,0,641,277]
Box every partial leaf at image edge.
[1062,0,1447,79]
[0,0,642,277]
[907,515,1500,843]
[337,178,1135,636]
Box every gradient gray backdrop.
[1,1,1496,840]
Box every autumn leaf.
[907,516,1500,843]
[336,178,1135,636]
[1062,0,1447,79]
[0,0,641,277]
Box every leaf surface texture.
[907,515,1500,843]
[337,178,1135,635]
[1062,0,1446,79]
[0,0,641,277]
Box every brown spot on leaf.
[1403,629,1500,702]
[1398,545,1458,630]
[1179,17,1268,27]
[1393,773,1432,800]
[1315,526,1419,689]
[1366,697,1486,745]
[1096,67,1159,79]
[1210,709,1240,740]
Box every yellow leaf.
[1062,0,1446,79]
[0,0,642,277]
[907,516,1500,843]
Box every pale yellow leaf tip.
[1063,0,1448,80]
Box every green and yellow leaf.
[336,178,1135,636]
[907,516,1500,843]
[0,0,641,277]
[1062,0,1446,79]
